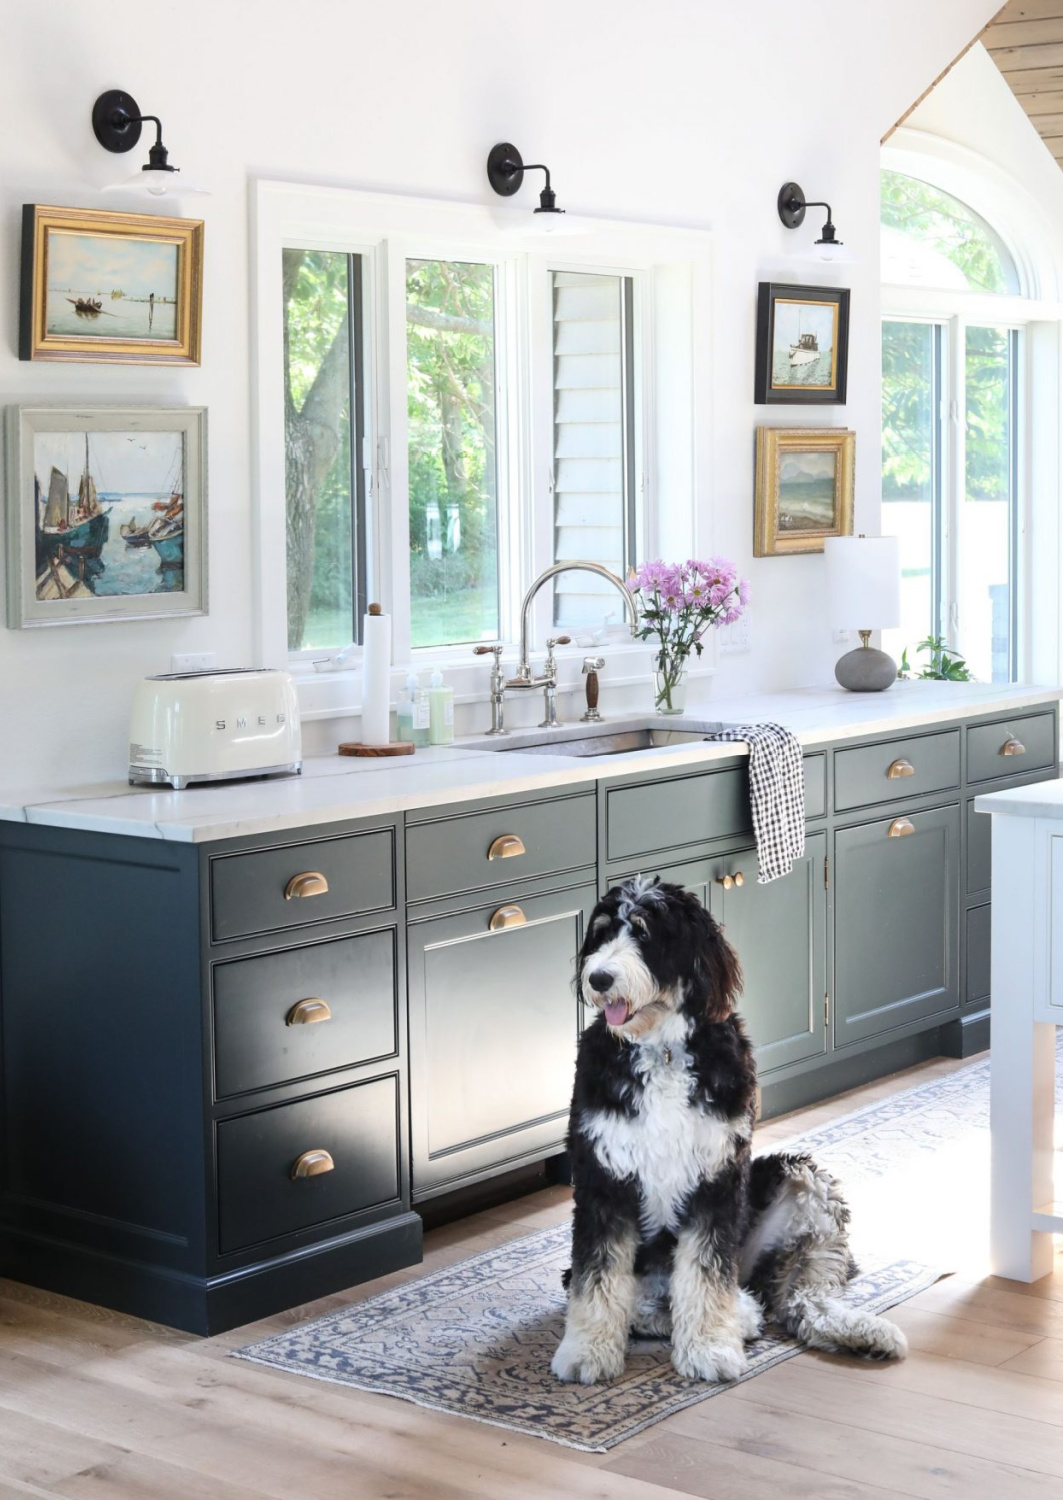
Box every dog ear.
[701,919,744,1023]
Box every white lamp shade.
[824,535,900,630]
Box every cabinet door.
[834,804,959,1046]
[607,840,826,1074]
[407,884,596,1200]
[709,835,827,1073]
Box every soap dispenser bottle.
[428,669,455,745]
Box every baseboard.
[940,1008,991,1059]
[0,1212,423,1336]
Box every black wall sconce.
[92,89,205,196]
[778,181,845,260]
[487,143,565,216]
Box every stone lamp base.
[834,630,898,692]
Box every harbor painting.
[754,283,850,405]
[754,427,855,556]
[44,233,179,341]
[6,407,207,627]
[20,206,203,365]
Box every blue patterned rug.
[234,1045,1062,1452]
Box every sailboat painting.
[6,407,207,628]
[754,283,850,406]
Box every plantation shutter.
[552,271,635,628]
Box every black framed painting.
[754,283,849,405]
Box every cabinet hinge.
[824,855,830,890]
[825,991,830,1028]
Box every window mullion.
[946,313,964,652]
[384,237,412,665]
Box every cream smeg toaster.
[129,669,302,790]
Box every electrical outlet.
[719,612,751,655]
[171,651,216,674]
[832,629,852,645]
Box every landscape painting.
[6,407,207,627]
[44,231,179,341]
[20,206,203,364]
[754,283,850,405]
[754,427,855,556]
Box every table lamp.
[824,535,901,692]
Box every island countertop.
[2,680,1059,844]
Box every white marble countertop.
[974,778,1063,820]
[2,681,1059,844]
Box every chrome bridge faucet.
[472,561,640,735]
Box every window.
[282,249,366,653]
[880,170,1024,683]
[406,259,500,648]
[551,271,637,629]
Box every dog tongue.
[604,1000,629,1026]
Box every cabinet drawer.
[606,767,749,862]
[967,713,1056,784]
[212,929,398,1099]
[834,730,960,813]
[405,793,594,905]
[216,1078,400,1254]
[210,828,395,943]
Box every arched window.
[881,168,1024,684]
[881,169,1020,294]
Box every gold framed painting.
[19,204,203,365]
[754,427,855,556]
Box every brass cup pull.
[715,872,745,890]
[291,1149,334,1180]
[286,998,332,1026]
[284,871,330,901]
[887,817,915,839]
[488,834,526,861]
[887,758,915,779]
[1001,737,1026,757]
[489,904,527,931]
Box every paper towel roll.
[361,604,392,746]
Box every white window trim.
[882,131,1063,687]
[251,179,712,720]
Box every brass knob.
[284,871,329,901]
[290,1149,334,1180]
[488,833,526,861]
[1001,737,1026,757]
[733,871,745,887]
[286,998,332,1026]
[887,817,915,839]
[887,758,915,779]
[489,904,527,931]
[716,874,734,890]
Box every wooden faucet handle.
[585,672,599,712]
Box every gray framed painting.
[5,406,208,628]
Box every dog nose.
[587,969,613,994]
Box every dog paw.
[551,1334,626,1385]
[672,1339,748,1383]
[862,1317,908,1362]
[735,1288,765,1342]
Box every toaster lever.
[284,871,330,901]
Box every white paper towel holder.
[338,602,414,757]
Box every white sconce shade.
[825,535,900,629]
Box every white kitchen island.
[975,778,1063,1282]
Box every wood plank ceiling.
[983,0,1063,164]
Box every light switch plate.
[719,612,751,655]
[171,652,216,674]
[832,629,852,645]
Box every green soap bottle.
[428,669,455,745]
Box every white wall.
[0,0,999,786]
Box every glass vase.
[654,662,687,715]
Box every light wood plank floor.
[2,1051,1061,1500]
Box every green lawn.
[300,583,497,654]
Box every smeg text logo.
[214,713,287,731]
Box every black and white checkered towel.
[710,723,805,883]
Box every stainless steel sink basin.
[481,725,724,758]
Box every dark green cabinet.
[833,804,960,1046]
[708,835,827,1072]
[407,883,596,1199]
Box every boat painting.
[33,429,187,601]
[45,232,179,341]
[770,299,837,390]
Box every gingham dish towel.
[710,723,805,883]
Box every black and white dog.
[552,876,907,1385]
